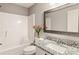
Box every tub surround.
[0,44,28,55]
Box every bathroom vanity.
[34,38,79,55]
[41,3,79,55]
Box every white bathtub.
[0,44,29,55]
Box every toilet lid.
[24,46,36,51]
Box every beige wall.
[29,3,53,25]
[29,3,67,25]
[0,3,28,16]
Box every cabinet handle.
[45,53,47,55]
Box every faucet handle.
[0,43,2,45]
[46,36,52,40]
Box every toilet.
[22,37,36,55]
[24,45,36,55]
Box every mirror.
[44,3,79,35]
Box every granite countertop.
[35,38,79,55]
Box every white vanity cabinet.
[36,46,51,55]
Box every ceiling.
[15,3,35,8]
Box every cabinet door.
[36,47,52,55]
[36,47,46,55]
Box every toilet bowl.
[24,45,36,55]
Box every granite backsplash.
[45,36,79,48]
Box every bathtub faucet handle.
[0,43,2,45]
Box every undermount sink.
[37,39,67,54]
[45,43,67,54]
[45,42,79,54]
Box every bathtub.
[0,44,29,55]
